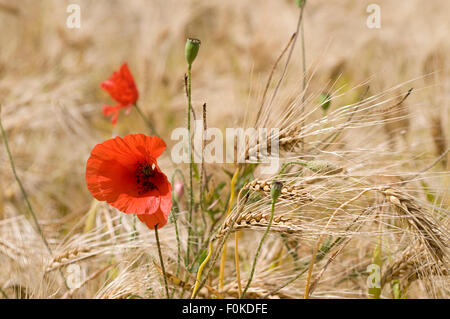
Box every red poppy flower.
[100,63,139,124]
[86,134,172,229]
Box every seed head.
[270,181,283,201]
[185,38,201,65]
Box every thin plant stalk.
[241,196,277,298]
[170,169,185,279]
[254,32,296,127]
[263,207,373,298]
[191,240,213,299]
[0,110,69,289]
[134,104,156,136]
[301,20,306,99]
[278,160,309,176]
[177,63,196,299]
[191,189,249,299]
[199,103,208,239]
[235,231,242,297]
[405,146,450,183]
[219,167,240,290]
[154,224,170,299]
[303,188,372,298]
[169,202,181,299]
[1,114,51,254]
[186,64,195,265]
[300,17,306,150]
[200,103,207,212]
[265,4,305,120]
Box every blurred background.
[0,0,448,298]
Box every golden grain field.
[0,0,448,299]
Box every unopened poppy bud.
[185,38,201,65]
[270,181,283,201]
[174,180,184,200]
[319,92,331,112]
[295,0,306,8]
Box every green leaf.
[319,92,331,112]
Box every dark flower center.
[135,162,157,194]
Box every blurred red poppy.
[86,134,172,229]
[100,63,139,124]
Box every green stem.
[1,117,51,253]
[171,204,181,271]
[278,160,308,176]
[0,112,69,290]
[186,64,194,265]
[191,190,250,299]
[154,224,170,299]
[169,201,180,299]
[300,17,306,151]
[134,104,157,136]
[281,233,300,269]
[170,169,185,283]
[241,198,276,298]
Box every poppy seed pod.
[185,38,201,65]
[270,181,283,201]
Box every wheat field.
[0,0,448,299]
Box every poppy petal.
[137,208,168,229]
[100,63,138,108]
[153,168,172,214]
[123,134,166,160]
[86,135,171,218]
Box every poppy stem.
[170,168,186,297]
[134,104,157,136]
[0,109,70,290]
[154,224,170,299]
[186,63,194,265]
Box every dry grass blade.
[380,187,448,262]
